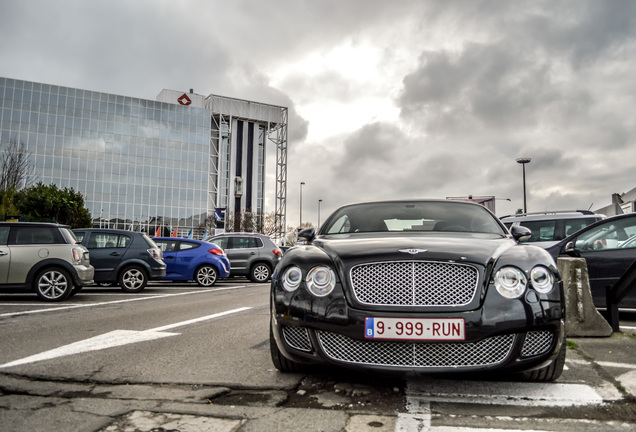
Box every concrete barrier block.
[557,257,613,337]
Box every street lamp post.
[318,199,322,229]
[299,182,305,229]
[516,157,531,214]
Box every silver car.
[501,210,605,248]
[0,222,94,301]
[206,233,282,282]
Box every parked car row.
[0,223,282,302]
[501,211,636,308]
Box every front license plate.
[365,317,465,341]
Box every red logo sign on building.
[177,93,192,106]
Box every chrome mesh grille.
[350,261,479,307]
[317,331,515,368]
[521,330,553,357]
[282,326,312,352]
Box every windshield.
[321,201,506,235]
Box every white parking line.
[567,358,636,369]
[0,286,246,318]
[405,378,613,407]
[0,306,252,369]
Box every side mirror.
[563,241,580,257]
[510,225,532,242]
[297,227,316,245]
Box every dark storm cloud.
[0,1,232,98]
[332,122,400,180]
[2,0,635,220]
[398,1,636,133]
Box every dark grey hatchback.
[73,229,166,292]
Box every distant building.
[594,187,636,216]
[0,77,288,238]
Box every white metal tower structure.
[205,94,288,239]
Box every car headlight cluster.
[282,265,336,297]
[494,265,554,298]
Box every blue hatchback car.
[153,238,230,286]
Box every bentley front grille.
[521,330,553,358]
[282,326,312,352]
[350,261,479,307]
[317,331,515,368]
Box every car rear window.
[142,234,160,249]
[180,242,200,251]
[60,227,78,244]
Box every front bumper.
[271,286,565,374]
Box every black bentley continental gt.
[270,200,566,381]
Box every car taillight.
[72,248,81,263]
[273,249,282,257]
[147,248,162,260]
[208,248,224,256]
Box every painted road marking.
[406,377,614,407]
[0,307,251,368]
[0,286,246,318]
[568,358,636,369]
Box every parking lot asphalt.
[569,326,636,400]
[1,323,635,432]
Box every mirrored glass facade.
[0,77,210,233]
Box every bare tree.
[0,139,37,191]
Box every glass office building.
[0,77,288,237]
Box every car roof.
[154,237,210,243]
[501,211,603,222]
[73,228,146,235]
[210,232,269,237]
[0,222,70,228]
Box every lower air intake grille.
[521,330,553,357]
[317,331,515,368]
[282,326,312,352]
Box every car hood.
[314,232,514,267]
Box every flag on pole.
[155,226,161,237]
[171,227,178,238]
[187,229,193,239]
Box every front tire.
[270,326,303,372]
[196,265,218,287]
[34,268,73,302]
[524,340,566,382]
[250,263,271,283]
[118,266,148,293]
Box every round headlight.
[282,266,303,292]
[306,266,336,297]
[494,266,527,299]
[530,266,554,294]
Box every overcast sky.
[1,0,635,225]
